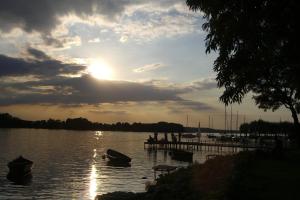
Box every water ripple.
[0,129,228,199]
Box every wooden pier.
[144,140,268,152]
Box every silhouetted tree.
[240,120,294,136]
[186,0,300,127]
[66,117,92,130]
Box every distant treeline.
[240,120,295,135]
[0,113,185,133]
[5,113,293,134]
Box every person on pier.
[154,132,158,142]
[148,135,154,143]
[164,132,168,142]
[171,133,177,143]
[178,132,182,142]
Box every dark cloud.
[0,48,214,110]
[0,0,186,46]
[0,48,85,77]
[0,69,214,110]
[0,74,184,105]
[27,48,51,61]
[89,110,128,115]
[0,48,182,107]
[176,100,214,111]
[189,78,217,91]
[165,100,215,114]
[0,0,132,34]
[41,35,65,48]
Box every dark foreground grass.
[96,150,300,200]
[228,150,300,200]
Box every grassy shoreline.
[96,150,300,200]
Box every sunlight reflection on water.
[89,164,97,199]
[95,131,103,141]
[0,129,231,199]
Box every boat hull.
[107,160,131,167]
[106,149,131,163]
[7,171,32,184]
[7,156,33,184]
[170,150,193,162]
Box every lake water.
[0,129,228,199]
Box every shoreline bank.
[95,150,300,200]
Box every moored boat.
[106,149,131,163]
[169,150,193,162]
[181,133,197,139]
[107,160,131,167]
[7,156,33,184]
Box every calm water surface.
[0,129,226,199]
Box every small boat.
[181,133,197,139]
[106,149,131,163]
[169,150,193,162]
[7,156,33,184]
[107,160,131,167]
[152,165,177,179]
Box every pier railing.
[144,140,272,152]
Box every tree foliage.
[186,0,300,124]
[240,119,294,135]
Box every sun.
[88,59,113,80]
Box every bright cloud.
[133,63,164,73]
[0,0,204,48]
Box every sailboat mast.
[225,105,227,133]
[230,105,233,133]
[197,121,201,142]
[236,111,239,131]
[186,115,189,128]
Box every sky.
[0,0,294,129]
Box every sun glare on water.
[88,59,113,80]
